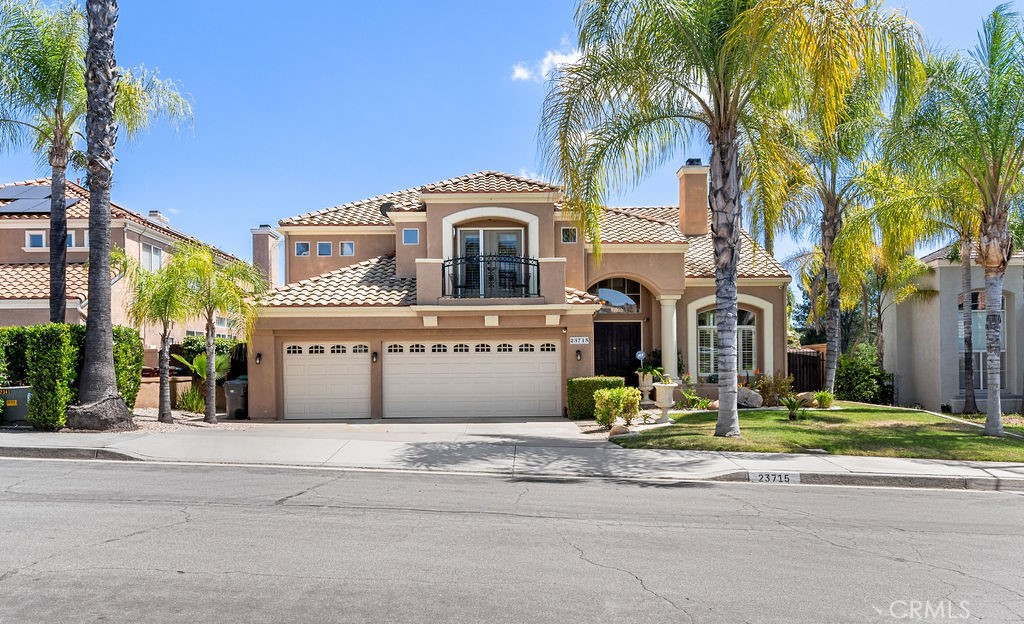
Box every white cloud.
[510,38,581,83]
[511,63,533,81]
[166,207,181,215]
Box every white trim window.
[561,227,578,244]
[317,241,332,256]
[589,277,641,314]
[340,241,355,256]
[141,243,164,271]
[26,230,46,248]
[958,292,1006,390]
[295,241,310,257]
[66,232,75,248]
[402,228,420,245]
[697,308,757,378]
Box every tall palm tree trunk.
[961,238,978,414]
[68,0,132,430]
[204,312,217,424]
[710,133,742,437]
[48,152,68,323]
[158,326,172,423]
[821,200,841,392]
[983,269,1005,436]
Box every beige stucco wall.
[586,252,686,297]
[886,260,1024,412]
[284,233,395,283]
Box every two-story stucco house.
[247,166,791,420]
[0,179,237,363]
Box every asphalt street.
[0,459,1021,623]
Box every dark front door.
[594,322,641,385]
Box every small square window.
[317,241,332,256]
[402,228,420,245]
[561,227,578,244]
[340,241,355,256]
[295,242,310,257]
[27,232,45,248]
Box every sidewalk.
[1,421,1023,490]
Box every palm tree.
[173,243,267,424]
[0,0,191,323]
[887,6,1024,436]
[68,0,131,430]
[113,249,190,423]
[540,0,922,436]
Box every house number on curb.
[568,336,589,345]
[748,471,800,484]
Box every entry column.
[658,295,681,381]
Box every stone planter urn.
[636,372,655,406]
[652,381,678,424]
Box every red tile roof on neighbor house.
[0,179,237,261]
[0,263,89,301]
[262,256,600,308]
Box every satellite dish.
[379,201,395,216]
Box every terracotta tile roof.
[596,208,686,244]
[264,256,416,307]
[0,179,237,261]
[278,186,423,227]
[420,171,561,194]
[917,244,1024,263]
[0,263,89,301]
[607,206,789,279]
[263,256,599,308]
[565,286,600,305]
[280,171,560,227]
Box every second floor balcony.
[442,255,540,299]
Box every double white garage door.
[282,340,561,419]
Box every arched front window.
[697,308,756,377]
[958,291,1005,390]
[588,278,642,314]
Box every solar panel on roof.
[0,186,51,200]
[0,198,50,213]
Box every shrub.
[0,328,9,387]
[176,385,205,413]
[814,390,835,409]
[566,376,624,419]
[0,326,30,386]
[753,372,793,407]
[780,395,807,421]
[835,344,891,404]
[26,324,77,430]
[179,335,237,363]
[113,326,144,410]
[594,386,642,428]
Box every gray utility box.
[224,378,248,420]
[0,386,32,424]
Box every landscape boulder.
[737,387,764,408]
[796,392,819,408]
[608,424,631,436]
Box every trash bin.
[0,386,32,425]
[224,377,248,420]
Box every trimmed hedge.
[112,326,144,409]
[26,324,78,430]
[0,324,145,428]
[179,335,237,362]
[567,376,625,420]
[594,386,642,427]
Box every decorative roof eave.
[258,303,601,318]
[420,191,562,204]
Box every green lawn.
[949,413,1024,437]
[614,403,1024,462]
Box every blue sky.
[0,0,1008,263]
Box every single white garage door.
[283,342,371,419]
[382,341,561,418]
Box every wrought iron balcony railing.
[442,255,540,299]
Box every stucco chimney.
[677,160,710,236]
[148,210,169,225]
[251,225,280,288]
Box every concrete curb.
[0,446,139,462]
[710,470,1024,491]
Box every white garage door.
[283,342,371,419]
[383,341,561,418]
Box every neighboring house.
[885,246,1024,413]
[247,166,791,420]
[0,179,237,364]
